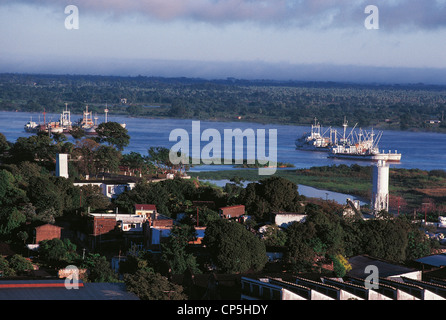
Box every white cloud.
[1,0,445,30]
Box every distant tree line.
[1,73,446,132]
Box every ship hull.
[328,152,401,162]
[296,144,331,152]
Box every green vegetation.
[124,269,187,300]
[1,73,446,132]
[0,109,444,299]
[189,164,446,217]
[203,219,268,274]
[95,121,130,151]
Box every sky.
[1,0,446,84]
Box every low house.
[33,223,63,244]
[74,177,138,199]
[143,214,174,251]
[134,204,157,218]
[193,201,216,210]
[219,205,245,219]
[144,226,171,252]
[88,213,146,235]
[102,181,137,199]
[87,212,147,249]
[271,212,307,228]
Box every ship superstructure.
[24,104,126,136]
[295,118,336,151]
[296,117,402,162]
[328,126,401,162]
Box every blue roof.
[416,253,446,267]
[0,280,139,300]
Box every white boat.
[295,118,336,151]
[328,127,402,162]
[24,119,39,133]
[60,103,72,132]
[46,122,64,134]
[76,105,98,135]
[73,105,127,135]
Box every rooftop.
[0,280,139,300]
[416,253,446,268]
[347,255,419,279]
[219,205,245,210]
[134,204,157,211]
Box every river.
[1,110,445,204]
[2,110,444,171]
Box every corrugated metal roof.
[347,255,419,278]
[416,253,446,267]
[0,281,139,300]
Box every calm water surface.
[1,111,445,172]
[3,111,444,204]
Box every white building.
[272,212,307,229]
[74,179,137,199]
[56,153,69,178]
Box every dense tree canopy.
[240,176,305,221]
[203,219,267,273]
[2,73,446,132]
[95,121,130,151]
[124,269,186,300]
[161,225,201,275]
[284,204,434,272]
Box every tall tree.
[124,269,186,300]
[94,145,122,174]
[161,225,201,275]
[8,132,57,164]
[240,177,304,221]
[95,121,130,151]
[203,219,267,273]
[72,138,100,176]
[81,253,119,283]
[285,221,318,272]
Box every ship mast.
[104,105,109,123]
[342,116,348,144]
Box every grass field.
[187,165,446,214]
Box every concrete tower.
[371,160,389,215]
[56,153,69,178]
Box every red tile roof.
[134,204,157,211]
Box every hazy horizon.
[2,1,446,85]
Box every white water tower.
[371,160,389,215]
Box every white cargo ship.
[328,127,402,162]
[295,118,336,151]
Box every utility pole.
[422,203,429,225]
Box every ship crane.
[372,131,383,150]
[345,122,358,144]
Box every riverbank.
[2,73,446,135]
[187,164,446,214]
